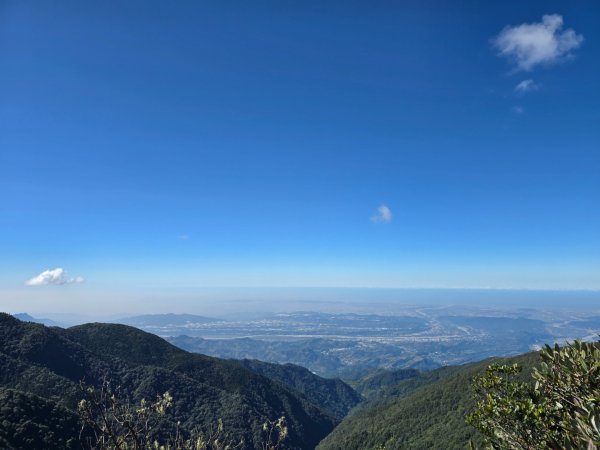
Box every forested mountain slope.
[238,359,362,419]
[0,313,346,449]
[317,352,540,450]
[348,368,420,401]
[0,388,86,450]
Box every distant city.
[17,297,600,378]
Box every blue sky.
[1,1,599,313]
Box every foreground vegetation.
[77,379,287,450]
[468,340,600,449]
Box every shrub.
[467,340,600,449]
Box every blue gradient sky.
[1,1,599,312]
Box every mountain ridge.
[0,312,353,450]
[317,351,541,450]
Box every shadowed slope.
[0,313,338,449]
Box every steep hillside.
[238,359,362,419]
[0,388,88,450]
[317,351,540,450]
[0,313,340,449]
[349,368,420,400]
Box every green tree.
[77,379,242,450]
[77,379,288,450]
[467,340,600,450]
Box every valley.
[112,306,600,378]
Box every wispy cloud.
[512,106,525,114]
[177,234,190,241]
[493,14,583,71]
[371,204,392,223]
[25,268,85,286]
[515,79,539,93]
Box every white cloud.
[371,204,392,223]
[25,268,85,286]
[177,234,190,240]
[515,79,539,93]
[493,14,583,71]
[512,106,525,114]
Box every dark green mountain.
[0,388,86,450]
[238,359,362,419]
[317,351,540,450]
[349,368,420,401]
[0,313,348,450]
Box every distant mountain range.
[0,313,360,449]
[170,335,438,379]
[112,313,223,337]
[11,313,65,327]
[158,308,600,377]
[14,308,600,380]
[116,313,221,327]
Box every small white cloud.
[371,204,392,223]
[177,234,190,240]
[25,268,85,286]
[515,79,539,93]
[493,14,583,71]
[512,106,525,114]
